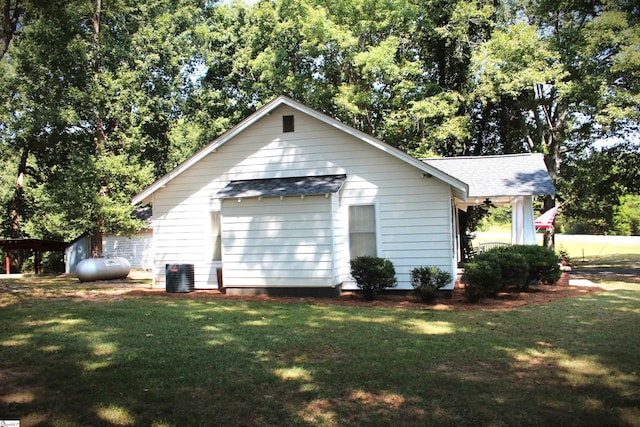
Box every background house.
[65,206,153,274]
[132,96,555,295]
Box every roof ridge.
[422,153,540,161]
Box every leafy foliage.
[463,244,562,302]
[462,259,501,303]
[614,195,640,236]
[559,142,640,234]
[509,245,562,285]
[350,256,398,300]
[0,0,203,247]
[477,249,529,290]
[410,266,452,303]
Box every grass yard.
[476,227,640,263]
[1,274,639,426]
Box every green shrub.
[509,245,562,285]
[481,248,530,289]
[558,249,572,267]
[462,244,563,302]
[462,260,501,302]
[350,256,398,300]
[614,194,640,235]
[415,285,439,304]
[411,266,452,303]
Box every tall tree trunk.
[545,108,567,250]
[0,0,23,61]
[540,138,558,250]
[92,0,107,148]
[9,142,28,239]
[7,141,29,272]
[542,177,557,250]
[91,0,104,256]
[4,0,27,272]
[530,84,566,250]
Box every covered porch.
[422,153,557,265]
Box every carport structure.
[0,239,67,274]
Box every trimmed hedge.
[462,259,502,302]
[411,266,452,303]
[462,245,561,302]
[509,245,562,285]
[350,256,398,300]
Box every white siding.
[150,105,455,290]
[221,196,335,288]
[65,236,92,274]
[102,231,154,270]
[336,166,454,290]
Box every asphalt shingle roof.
[217,174,347,199]
[422,153,555,198]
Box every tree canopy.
[1,0,639,270]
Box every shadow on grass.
[0,287,639,426]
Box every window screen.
[349,205,377,258]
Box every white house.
[132,96,555,296]
[101,230,153,270]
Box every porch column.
[511,196,536,245]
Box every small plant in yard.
[509,245,562,285]
[411,266,452,303]
[350,256,397,300]
[558,249,572,267]
[462,259,501,302]
[463,245,564,302]
[481,248,530,289]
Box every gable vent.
[283,115,295,133]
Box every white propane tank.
[76,257,131,282]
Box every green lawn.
[1,276,639,426]
[476,227,640,262]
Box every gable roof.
[132,96,468,205]
[217,174,347,199]
[422,153,556,199]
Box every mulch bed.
[1,270,612,311]
[120,280,606,311]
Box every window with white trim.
[349,205,377,258]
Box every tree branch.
[1,0,23,61]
